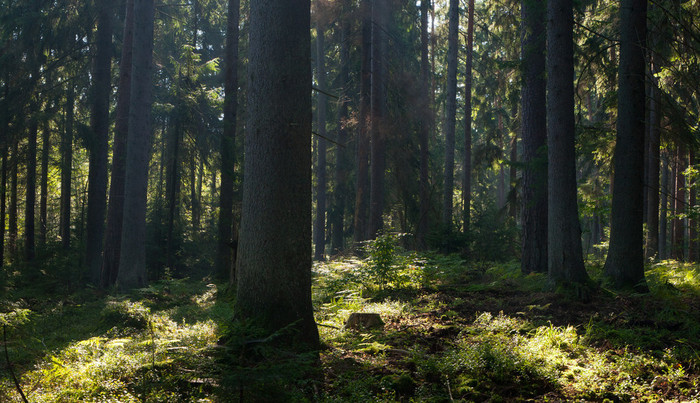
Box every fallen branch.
[4,324,29,403]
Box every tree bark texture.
[39,121,49,249]
[235,0,319,351]
[463,0,474,234]
[546,0,589,286]
[672,145,686,260]
[417,0,431,247]
[520,0,547,274]
[26,107,37,262]
[86,0,113,284]
[645,69,660,260]
[102,0,134,287]
[117,0,155,292]
[442,0,458,230]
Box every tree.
[86,0,112,284]
[117,0,155,292]
[603,0,648,290]
[462,0,474,233]
[216,0,240,282]
[442,0,458,230]
[102,0,134,287]
[353,0,371,243]
[546,0,589,288]
[520,0,547,274]
[314,20,328,260]
[368,0,388,238]
[235,0,319,350]
[60,88,74,251]
[417,0,431,247]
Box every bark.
[417,0,431,246]
[508,132,518,219]
[165,84,183,271]
[236,0,319,351]
[546,0,589,287]
[117,0,155,292]
[314,23,328,260]
[368,0,387,238]
[330,0,351,254]
[353,0,371,243]
[86,0,113,284]
[690,152,697,262]
[604,0,648,290]
[520,0,547,274]
[0,149,5,267]
[462,0,474,234]
[9,140,17,259]
[442,0,459,230]
[102,0,134,286]
[659,156,669,259]
[645,68,660,260]
[216,0,240,283]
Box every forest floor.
[0,250,699,402]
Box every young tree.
[520,0,547,274]
[235,0,319,350]
[462,0,474,233]
[442,0,458,230]
[417,0,431,246]
[86,0,113,284]
[60,89,74,251]
[102,0,134,286]
[604,0,648,291]
[117,0,155,292]
[216,0,240,282]
[546,0,589,288]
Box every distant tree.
[60,88,74,251]
[86,0,113,284]
[102,0,134,287]
[26,100,38,262]
[546,0,589,288]
[216,0,240,282]
[462,0,474,233]
[117,0,155,291]
[520,0,547,274]
[417,0,431,247]
[353,0,371,243]
[235,0,319,350]
[314,20,328,260]
[442,0,458,230]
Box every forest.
[0,0,699,401]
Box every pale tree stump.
[345,313,384,330]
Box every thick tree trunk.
[520,0,548,273]
[353,0,371,243]
[462,0,474,234]
[117,0,155,292]
[216,0,239,283]
[368,0,387,238]
[236,0,319,351]
[314,24,327,260]
[86,0,113,284]
[102,0,134,286]
[442,0,459,230]
[546,0,589,287]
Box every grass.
[0,252,698,401]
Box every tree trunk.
[102,0,134,286]
[604,0,648,290]
[216,0,240,283]
[86,0,113,284]
[26,106,37,262]
[235,0,319,351]
[442,0,459,230]
[689,152,697,262]
[417,0,432,246]
[672,145,686,260]
[9,140,17,259]
[165,85,183,271]
[117,0,155,292]
[368,0,388,239]
[521,0,548,273]
[60,89,74,251]
[330,0,351,254]
[546,0,589,287]
[462,0,474,234]
[353,0,371,243]
[314,23,327,260]
[39,121,49,249]
[645,66,660,261]
[659,155,669,259]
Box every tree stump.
[345,313,384,330]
